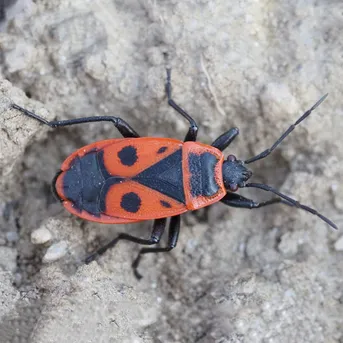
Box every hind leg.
[11,104,140,138]
[165,69,198,142]
[85,218,167,264]
[132,215,180,279]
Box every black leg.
[221,192,291,209]
[165,69,198,142]
[244,94,328,164]
[85,218,167,264]
[132,215,180,279]
[11,104,140,138]
[211,128,239,151]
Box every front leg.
[221,192,290,209]
[211,128,239,151]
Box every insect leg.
[211,128,239,151]
[221,192,292,209]
[85,218,167,264]
[165,69,198,142]
[11,104,140,138]
[132,215,180,279]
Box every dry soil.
[0,1,343,342]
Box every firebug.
[11,69,337,279]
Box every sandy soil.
[0,1,343,342]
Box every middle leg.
[165,69,198,142]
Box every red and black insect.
[12,69,337,279]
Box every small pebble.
[334,236,343,251]
[42,241,68,263]
[31,228,52,245]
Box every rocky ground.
[0,1,343,342]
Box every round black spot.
[121,192,141,213]
[118,146,138,166]
[160,200,172,208]
[157,146,168,154]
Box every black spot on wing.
[121,192,141,213]
[160,200,172,208]
[157,146,168,154]
[118,146,138,166]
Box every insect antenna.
[12,103,51,125]
[244,94,328,164]
[245,182,338,230]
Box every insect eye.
[229,183,238,192]
[227,155,236,162]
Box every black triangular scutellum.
[133,149,185,203]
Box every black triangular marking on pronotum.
[133,149,185,203]
[189,152,219,197]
